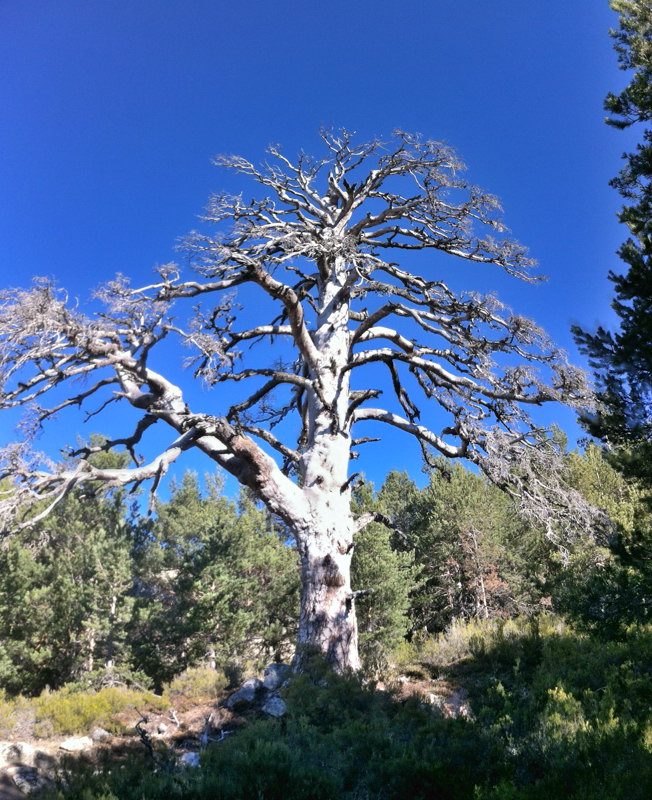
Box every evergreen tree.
[569,2,652,626]
[350,477,416,674]
[0,484,134,695]
[129,473,299,687]
[553,443,652,629]
[573,0,652,484]
[408,462,553,633]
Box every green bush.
[163,667,227,702]
[32,685,166,736]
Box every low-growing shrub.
[0,690,34,739]
[32,618,652,800]
[163,667,228,703]
[33,685,166,736]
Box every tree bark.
[294,527,360,673]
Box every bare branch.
[0,131,595,553]
[353,407,467,458]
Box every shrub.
[33,685,166,736]
[34,618,652,800]
[0,690,34,739]
[163,667,227,703]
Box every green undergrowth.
[28,617,652,799]
[0,683,168,740]
[0,667,231,741]
[163,667,229,703]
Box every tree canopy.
[0,130,599,670]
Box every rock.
[59,736,93,752]
[91,727,112,743]
[179,751,200,768]
[261,695,287,718]
[0,742,36,769]
[445,688,474,720]
[157,722,168,735]
[225,677,263,710]
[428,684,474,720]
[7,765,51,795]
[208,707,231,731]
[262,663,292,692]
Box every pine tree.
[350,478,416,674]
[569,1,652,626]
[1,130,596,672]
[0,485,134,694]
[408,462,553,632]
[129,473,299,687]
[573,0,652,484]
[553,442,652,628]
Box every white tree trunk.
[293,496,360,672]
[291,256,361,671]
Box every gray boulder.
[7,765,51,795]
[262,663,292,692]
[225,677,263,710]
[91,727,112,743]
[0,741,36,769]
[261,695,287,718]
[59,736,93,752]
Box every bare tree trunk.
[290,256,361,672]
[469,528,489,620]
[85,627,95,674]
[105,593,117,670]
[294,535,360,672]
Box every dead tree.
[0,130,596,672]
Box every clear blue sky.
[0,0,632,492]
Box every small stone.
[262,663,292,692]
[91,727,112,743]
[59,736,93,752]
[225,678,262,710]
[261,695,287,718]
[157,722,168,734]
[179,751,200,768]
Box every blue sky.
[0,0,633,492]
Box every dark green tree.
[553,442,652,629]
[350,476,416,674]
[408,461,555,633]
[0,482,134,695]
[568,1,652,628]
[573,0,652,484]
[129,473,299,687]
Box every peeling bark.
[295,541,360,672]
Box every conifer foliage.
[574,0,652,482]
